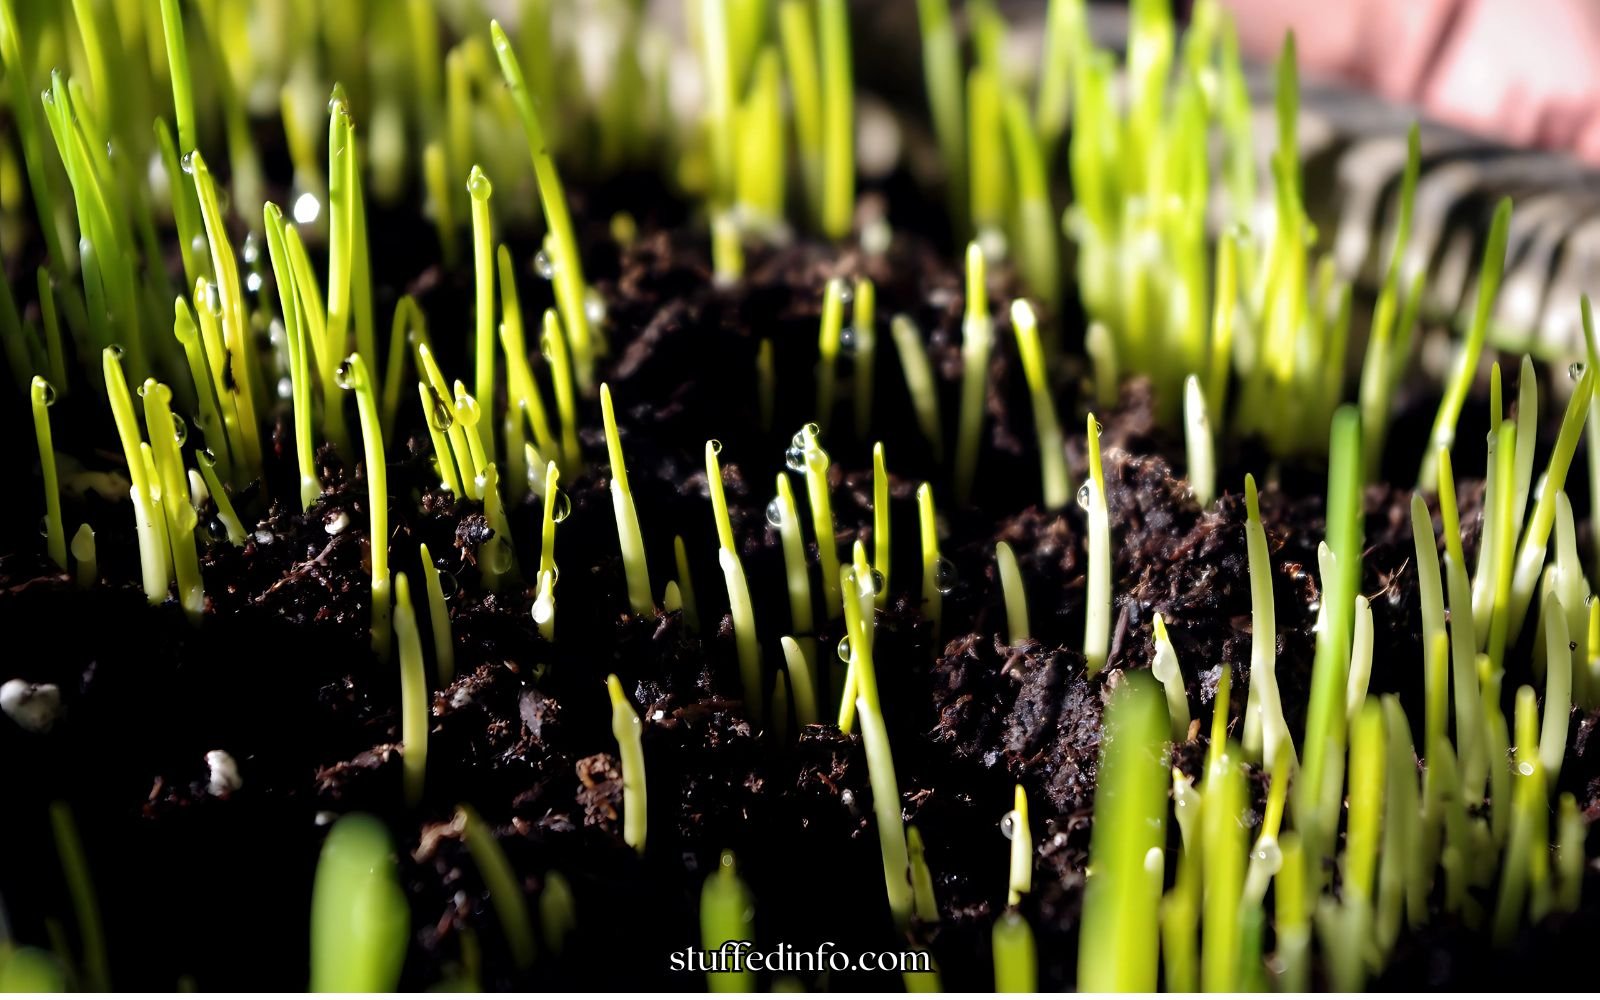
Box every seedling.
[915,0,965,231]
[890,315,943,457]
[338,354,391,660]
[1078,672,1167,991]
[1150,614,1188,740]
[814,278,848,431]
[817,0,853,239]
[674,535,701,633]
[700,851,754,992]
[1539,583,1571,785]
[419,543,454,685]
[995,542,1029,645]
[103,346,172,604]
[1344,597,1374,719]
[263,202,320,508]
[1083,413,1110,675]
[855,281,877,437]
[601,385,653,617]
[309,814,408,992]
[707,440,762,720]
[773,475,813,664]
[141,380,204,622]
[469,165,496,459]
[72,524,96,588]
[31,377,65,569]
[992,910,1037,993]
[780,636,818,726]
[533,461,561,641]
[393,573,428,807]
[1183,376,1215,508]
[1011,300,1067,507]
[796,424,842,616]
[491,21,596,389]
[455,805,537,971]
[50,801,109,991]
[918,483,944,638]
[195,448,246,546]
[605,674,648,853]
[1201,737,1246,990]
[1006,784,1032,905]
[1419,199,1511,491]
[955,244,992,504]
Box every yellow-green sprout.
[606,674,648,853]
[393,572,428,807]
[1083,414,1110,675]
[1150,614,1188,740]
[707,440,763,721]
[103,347,171,604]
[814,278,848,430]
[996,541,1029,645]
[701,851,755,992]
[817,0,853,239]
[774,475,813,666]
[533,460,562,641]
[798,423,842,617]
[468,166,496,459]
[955,243,993,504]
[891,315,943,457]
[1012,300,1067,508]
[780,635,819,727]
[602,384,653,617]
[310,814,408,992]
[1006,784,1032,906]
[1242,475,1293,769]
[338,354,391,661]
[195,448,246,546]
[674,535,701,633]
[872,442,890,607]
[992,910,1037,993]
[854,278,877,436]
[455,805,537,972]
[419,543,454,685]
[918,483,944,637]
[31,377,65,569]
[1183,376,1215,507]
[72,524,96,588]
[141,380,204,622]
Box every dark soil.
[4,184,1600,992]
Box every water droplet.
[834,281,854,306]
[999,809,1019,840]
[437,570,460,599]
[137,381,150,398]
[429,396,454,431]
[485,537,513,573]
[292,191,322,224]
[204,516,226,542]
[453,389,480,426]
[858,568,884,598]
[1571,362,1587,380]
[108,343,126,360]
[335,360,356,390]
[1252,839,1283,871]
[839,326,859,352]
[532,589,555,625]
[584,289,607,325]
[765,497,784,528]
[35,380,57,407]
[935,556,958,594]
[245,272,262,295]
[551,489,572,522]
[241,231,261,264]
[467,167,493,201]
[277,376,293,400]
[533,250,555,280]
[836,636,852,661]
[1077,481,1093,511]
[171,413,187,444]
[1517,761,1535,777]
[180,151,196,174]
[202,281,223,317]
[708,439,723,456]
[199,447,218,466]
[1092,418,1105,436]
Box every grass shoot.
[419,543,454,685]
[455,805,538,972]
[1150,614,1189,740]
[309,814,408,992]
[1083,413,1111,675]
[605,674,648,854]
[601,385,653,617]
[996,541,1029,645]
[707,440,763,721]
[338,354,391,660]
[700,851,755,992]
[393,573,428,807]
[30,377,65,569]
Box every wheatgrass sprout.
[855,689,913,931]
[1201,739,1247,991]
[309,814,408,992]
[491,21,595,388]
[673,535,701,632]
[707,441,763,720]
[797,424,843,617]
[417,344,477,498]
[915,0,965,231]
[1358,124,1422,479]
[1150,614,1189,740]
[605,674,648,853]
[1508,364,1596,636]
[907,824,940,923]
[72,524,96,588]
[1242,747,1291,910]
[189,151,263,478]
[103,347,171,604]
[1345,596,1375,719]
[814,279,848,430]
[47,801,108,991]
[1083,413,1111,675]
[263,203,321,509]
[1006,784,1032,905]
[773,476,813,665]
[1539,583,1572,785]
[853,278,878,431]
[392,573,429,807]
[917,484,945,639]
[1556,793,1585,913]
[468,166,497,458]
[1162,848,1201,992]
[1183,376,1215,507]
[1377,697,1421,952]
[1491,690,1545,945]
[601,385,653,616]
[31,377,65,569]
[780,636,819,726]
[817,0,854,239]
[494,288,558,472]
[195,449,246,546]
[700,851,755,992]
[327,94,378,400]
[1078,672,1167,991]
[1550,493,1590,705]
[992,910,1037,993]
[967,65,1007,253]
[542,308,582,472]
[955,244,993,504]
[338,355,391,660]
[1011,300,1068,507]
[533,461,561,641]
[1419,198,1512,490]
[455,805,538,972]
[141,381,204,623]
[419,543,454,685]
[996,542,1030,645]
[891,315,943,457]
[1294,406,1363,856]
